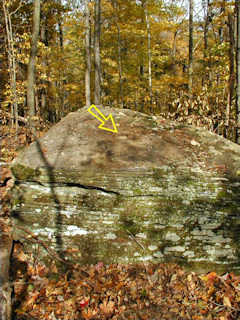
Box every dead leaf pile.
[1,123,51,163]
[12,245,240,320]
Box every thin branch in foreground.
[126,229,146,251]
[126,229,152,286]
[17,226,73,266]
[210,301,240,312]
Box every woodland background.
[1,0,240,143]
[2,2,240,319]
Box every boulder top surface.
[14,106,240,177]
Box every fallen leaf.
[81,308,97,320]
[100,300,115,315]
[65,297,77,307]
[52,287,63,295]
[223,296,232,308]
[95,261,104,272]
[170,274,177,283]
[79,299,89,308]
[205,271,217,280]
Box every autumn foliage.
[1,0,239,141]
[1,1,240,319]
[12,243,240,320]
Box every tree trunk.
[58,20,63,49]
[57,0,65,118]
[0,232,13,320]
[236,0,240,144]
[203,0,210,58]
[2,0,20,133]
[140,0,144,83]
[144,0,153,114]
[94,0,101,105]
[219,3,225,44]
[227,13,235,128]
[112,0,124,108]
[85,0,91,107]
[27,0,41,135]
[188,0,193,92]
[40,15,47,121]
[173,30,178,56]
[203,0,212,86]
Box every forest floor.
[10,247,240,320]
[1,125,240,320]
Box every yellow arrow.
[87,104,118,133]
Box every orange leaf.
[205,271,217,280]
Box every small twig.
[16,235,56,277]
[9,0,23,17]
[0,162,12,166]
[126,230,153,286]
[210,301,240,312]
[4,111,28,123]
[126,230,146,251]
[86,279,94,288]
[18,234,37,244]
[17,226,73,266]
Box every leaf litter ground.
[12,242,240,320]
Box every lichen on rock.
[10,106,240,273]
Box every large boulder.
[11,106,240,273]
[12,106,240,175]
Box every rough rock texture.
[13,106,240,175]
[11,106,240,273]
